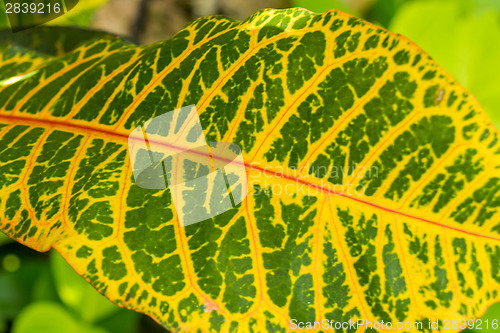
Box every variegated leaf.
[1,8,499,332]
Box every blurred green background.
[1,0,500,332]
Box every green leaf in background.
[292,0,359,17]
[12,301,109,333]
[51,251,119,323]
[93,309,142,333]
[473,303,500,332]
[0,1,8,29]
[30,262,60,302]
[0,233,12,246]
[49,0,110,27]
[0,244,58,332]
[364,0,409,27]
[1,241,140,333]
[390,0,500,127]
[0,0,109,30]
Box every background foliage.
[1,0,499,332]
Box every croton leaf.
[1,8,500,332]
